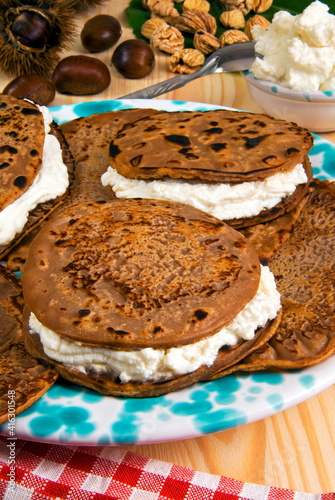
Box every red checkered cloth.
[0,437,334,500]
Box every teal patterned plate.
[1,100,334,446]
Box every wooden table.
[1,1,334,494]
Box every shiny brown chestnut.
[81,14,122,53]
[111,39,155,79]
[52,55,111,95]
[3,74,55,106]
[8,8,52,51]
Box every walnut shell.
[193,30,220,54]
[169,48,205,73]
[151,25,185,54]
[174,9,217,35]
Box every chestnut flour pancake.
[0,265,58,424]
[21,198,281,397]
[0,95,44,212]
[106,108,313,228]
[0,95,76,260]
[209,180,335,378]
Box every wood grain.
[0,0,334,493]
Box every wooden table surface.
[1,1,334,494]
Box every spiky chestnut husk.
[74,0,106,10]
[0,0,77,77]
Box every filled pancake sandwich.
[21,198,282,397]
[102,109,313,228]
[0,94,74,259]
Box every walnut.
[183,0,210,13]
[222,0,254,15]
[193,30,220,54]
[169,48,205,73]
[174,9,217,35]
[244,14,270,39]
[141,17,168,39]
[220,10,245,29]
[151,25,185,54]
[143,0,179,23]
[253,0,273,13]
[219,29,249,46]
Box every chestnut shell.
[112,39,155,79]
[3,74,55,105]
[52,55,111,95]
[81,14,122,53]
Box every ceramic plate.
[1,99,334,446]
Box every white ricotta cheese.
[29,265,281,383]
[251,1,335,91]
[101,163,307,221]
[0,105,69,246]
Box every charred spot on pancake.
[107,326,130,335]
[30,149,39,157]
[287,147,300,155]
[262,155,283,166]
[233,239,246,249]
[210,143,227,152]
[109,142,121,158]
[165,135,191,147]
[253,120,266,127]
[193,309,208,321]
[133,142,146,150]
[21,108,40,116]
[0,162,10,169]
[153,326,162,334]
[0,145,18,154]
[243,135,266,149]
[130,155,143,167]
[78,309,90,317]
[144,125,158,132]
[203,127,223,134]
[13,176,27,189]
[0,102,7,108]
[178,147,199,159]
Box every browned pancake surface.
[0,122,76,260]
[0,264,24,351]
[0,342,58,424]
[211,180,335,377]
[109,109,313,183]
[0,266,58,423]
[22,198,261,350]
[0,95,44,211]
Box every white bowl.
[244,71,335,133]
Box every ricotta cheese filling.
[101,163,307,221]
[251,1,335,91]
[0,104,69,246]
[28,265,281,383]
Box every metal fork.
[119,41,256,100]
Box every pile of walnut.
[141,0,272,73]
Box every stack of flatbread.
[1,97,334,411]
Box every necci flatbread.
[21,198,281,397]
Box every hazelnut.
[111,39,155,79]
[3,74,55,105]
[80,14,122,53]
[52,55,111,95]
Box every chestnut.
[111,39,155,79]
[9,9,52,51]
[3,74,55,106]
[52,55,111,95]
[81,14,122,53]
